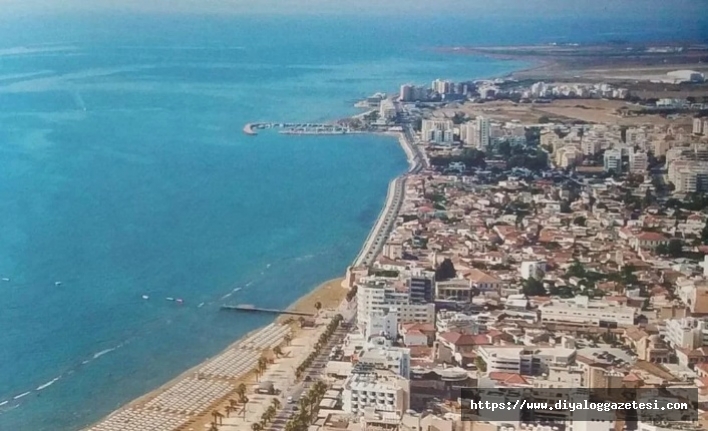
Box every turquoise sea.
[0,12,705,431]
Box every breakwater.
[243,122,356,136]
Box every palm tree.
[257,356,268,380]
[314,301,322,313]
[273,345,282,357]
[271,398,281,410]
[208,424,218,431]
[284,333,292,346]
[237,383,247,400]
[241,395,250,418]
[251,423,262,431]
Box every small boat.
[233,287,242,292]
[176,298,184,304]
[198,302,205,308]
[54,281,62,286]
[142,295,149,300]
[166,297,175,301]
[1,278,10,282]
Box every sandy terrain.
[433,99,694,127]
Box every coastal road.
[352,176,405,267]
[268,325,348,430]
[351,123,424,268]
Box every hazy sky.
[1,0,705,17]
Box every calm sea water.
[0,13,705,431]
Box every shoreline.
[82,277,347,431]
[83,126,413,431]
[352,129,419,267]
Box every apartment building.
[357,280,436,332]
[663,317,708,350]
[421,119,454,144]
[476,346,576,375]
[342,366,410,416]
[539,296,636,327]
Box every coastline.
[82,130,413,430]
[83,277,348,430]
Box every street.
[268,324,349,430]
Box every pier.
[242,122,355,136]
[221,304,314,317]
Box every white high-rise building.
[357,281,435,333]
[629,150,649,173]
[603,148,623,172]
[342,368,410,416]
[476,116,490,150]
[431,79,452,94]
[378,99,397,122]
[420,119,453,144]
[694,118,705,135]
[461,123,478,147]
[399,84,414,102]
[581,139,600,155]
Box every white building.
[539,296,636,327]
[603,148,623,172]
[581,139,600,156]
[432,79,453,95]
[357,281,436,333]
[694,118,704,136]
[476,346,576,375]
[461,122,478,147]
[342,368,410,416]
[365,308,399,341]
[663,317,708,350]
[629,150,649,174]
[399,84,414,102]
[667,69,705,83]
[358,345,411,378]
[378,99,397,122]
[421,119,453,144]
[520,261,546,280]
[476,116,491,150]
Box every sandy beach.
[83,277,348,431]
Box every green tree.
[566,260,586,279]
[522,278,547,297]
[435,258,456,281]
[656,243,669,255]
[701,220,708,245]
[560,201,572,213]
[573,216,587,226]
[474,357,487,372]
[667,239,683,257]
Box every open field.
[432,99,695,127]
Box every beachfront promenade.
[351,125,424,267]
